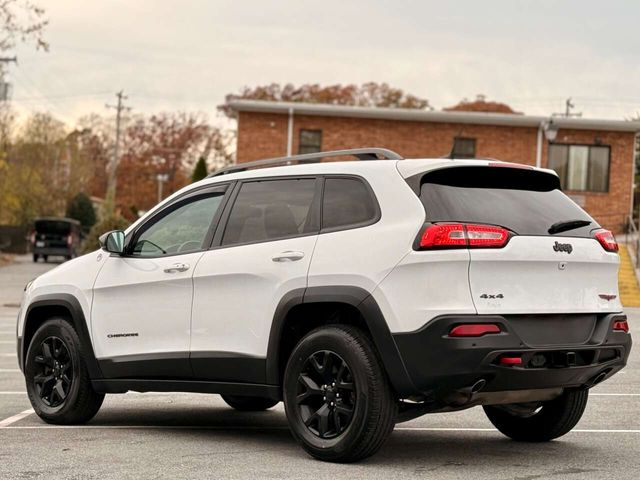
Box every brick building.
[228,99,640,233]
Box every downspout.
[286,107,294,156]
[535,122,543,168]
[631,132,638,230]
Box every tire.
[221,395,279,411]
[25,318,105,424]
[42,255,48,263]
[283,325,397,463]
[483,389,589,442]
[32,254,39,263]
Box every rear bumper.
[392,312,631,403]
[33,247,73,256]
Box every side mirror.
[99,230,125,255]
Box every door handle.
[271,251,305,262]
[164,262,190,273]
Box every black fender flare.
[22,293,103,379]
[266,286,418,397]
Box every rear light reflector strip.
[612,319,629,333]
[449,324,501,337]
[499,356,523,366]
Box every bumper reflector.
[449,324,501,337]
[613,319,629,333]
[499,356,523,366]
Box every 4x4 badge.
[553,241,573,254]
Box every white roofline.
[228,99,640,132]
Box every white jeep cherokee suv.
[17,148,632,462]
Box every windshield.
[419,166,597,237]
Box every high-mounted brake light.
[488,162,533,170]
[594,229,618,253]
[419,223,511,249]
[449,324,501,337]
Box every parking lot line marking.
[2,425,640,433]
[395,427,640,433]
[0,409,34,428]
[0,390,636,398]
[591,393,640,396]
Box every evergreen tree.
[191,157,208,182]
[66,192,96,232]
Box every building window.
[548,144,610,192]
[298,129,322,154]
[452,137,476,158]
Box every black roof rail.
[207,148,403,178]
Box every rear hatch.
[416,164,621,315]
[34,219,72,248]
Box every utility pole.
[156,173,169,203]
[104,91,131,214]
[0,56,17,101]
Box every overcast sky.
[8,0,640,126]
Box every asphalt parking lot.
[0,255,638,479]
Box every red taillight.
[466,224,510,247]
[29,232,35,244]
[613,319,629,333]
[66,234,73,246]
[419,223,510,249]
[449,324,501,337]
[419,223,466,248]
[594,229,618,252]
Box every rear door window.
[419,166,597,237]
[222,178,318,246]
[322,177,378,230]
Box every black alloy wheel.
[25,318,104,424]
[32,336,74,408]
[296,350,356,439]
[283,325,397,462]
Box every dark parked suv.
[31,217,81,262]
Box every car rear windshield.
[35,220,72,235]
[418,166,597,237]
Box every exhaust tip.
[471,379,487,394]
[592,372,607,386]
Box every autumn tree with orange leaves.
[114,113,231,218]
[220,82,432,117]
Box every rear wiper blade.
[548,219,591,235]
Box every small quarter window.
[322,177,377,230]
[222,179,317,246]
